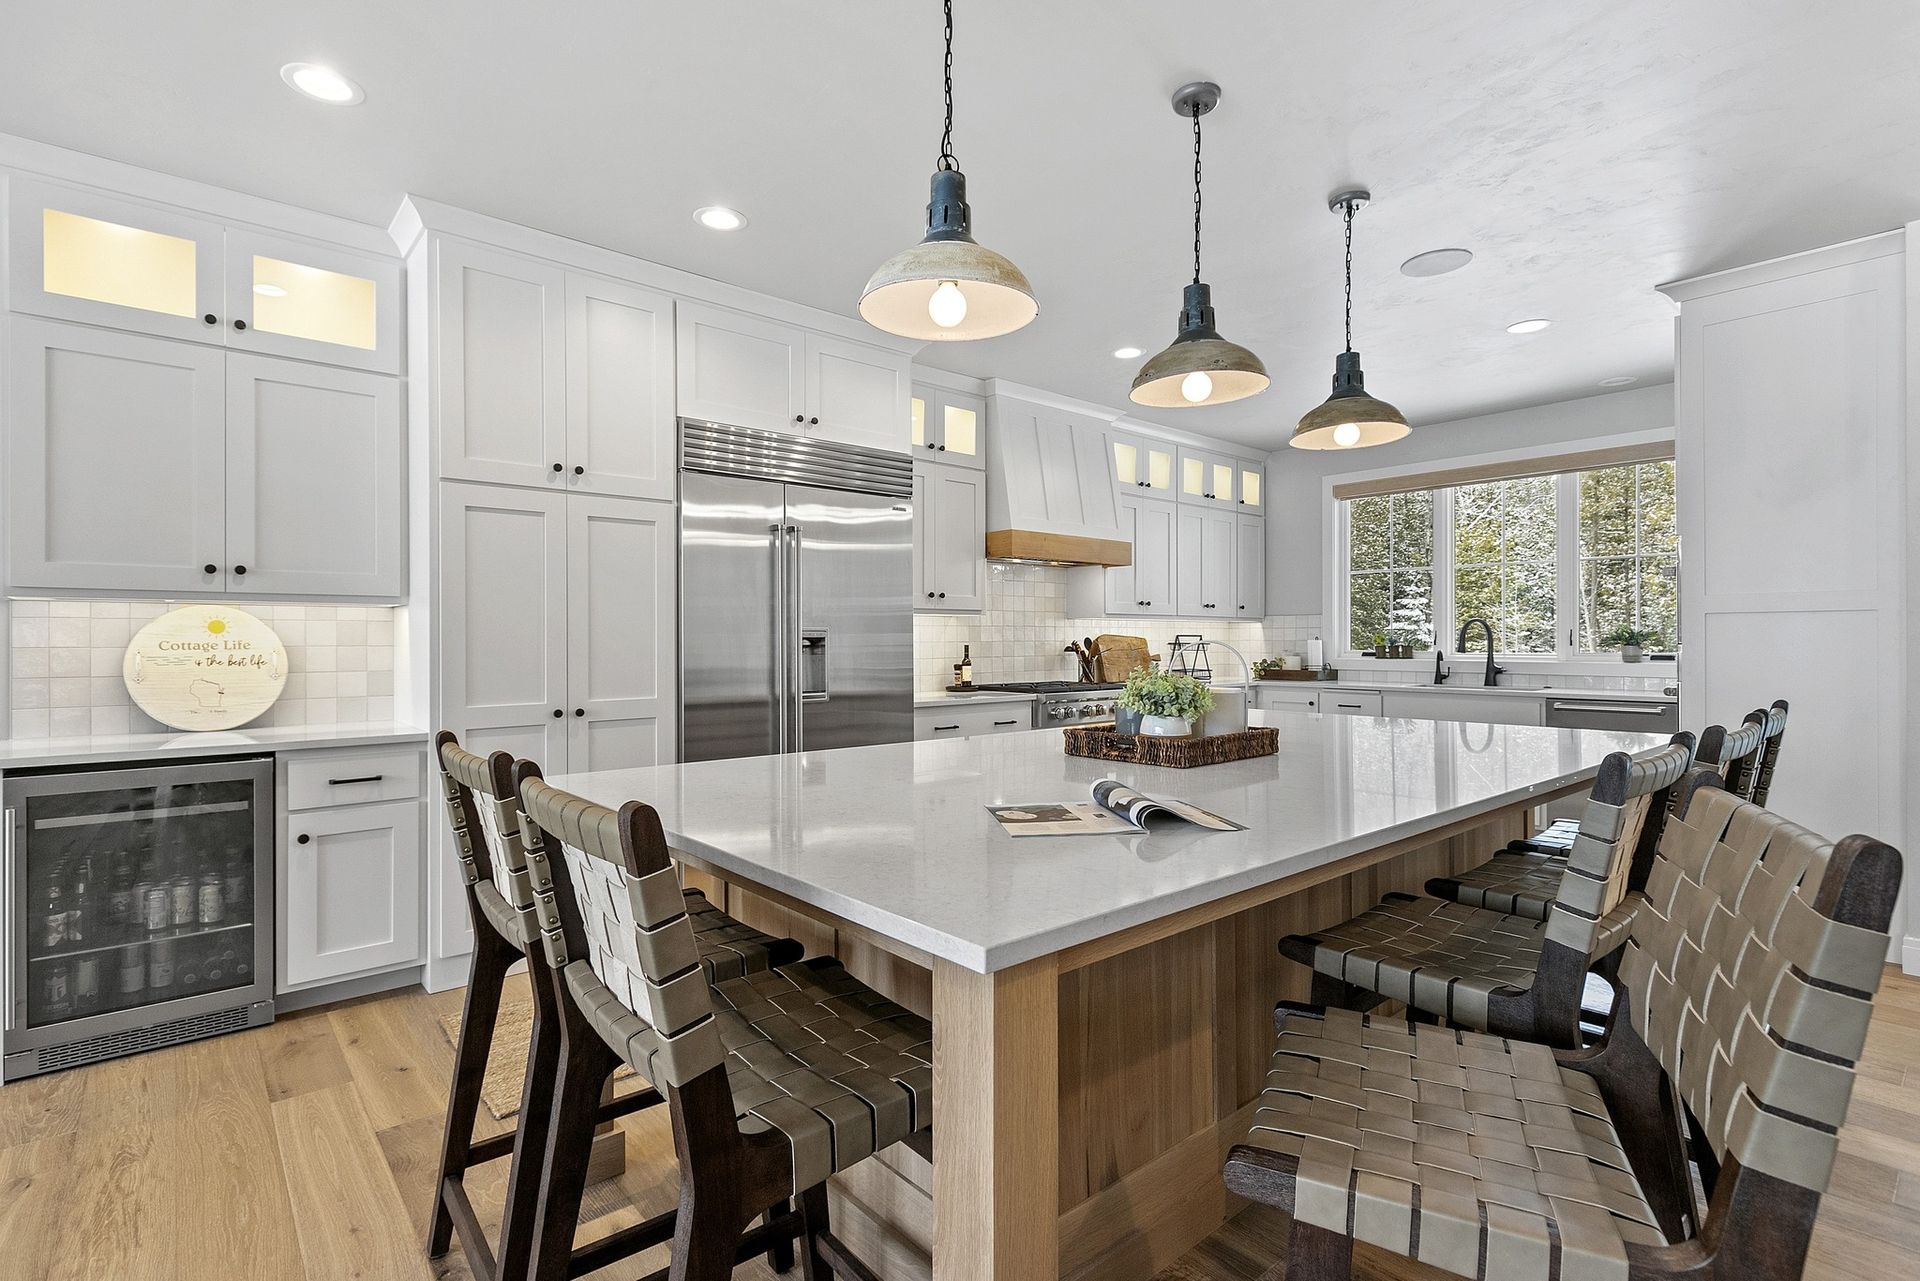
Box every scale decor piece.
[122,604,287,731]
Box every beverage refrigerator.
[3,756,274,1080]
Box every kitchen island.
[552,714,1667,1281]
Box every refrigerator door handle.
[785,523,804,751]
[768,523,787,756]
[3,807,14,1032]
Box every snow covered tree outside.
[1452,475,1556,653]
[1348,491,1434,652]
[1578,460,1677,650]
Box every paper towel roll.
[1307,636,1324,668]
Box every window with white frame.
[1335,454,1677,660]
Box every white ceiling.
[5,2,1919,447]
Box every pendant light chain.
[1343,199,1355,354]
[1191,102,1204,285]
[937,0,958,171]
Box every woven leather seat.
[1236,1005,1667,1279]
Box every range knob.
[1048,706,1069,721]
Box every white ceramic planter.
[1620,645,1644,663]
[1139,714,1194,738]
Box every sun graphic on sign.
[205,618,228,635]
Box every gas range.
[968,681,1123,728]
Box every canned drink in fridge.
[119,943,147,996]
[197,875,224,925]
[170,876,195,926]
[148,939,176,990]
[224,871,248,911]
[73,956,102,1015]
[142,885,170,932]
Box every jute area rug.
[437,989,634,1121]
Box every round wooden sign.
[122,605,288,731]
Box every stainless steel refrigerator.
[680,420,914,761]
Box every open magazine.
[987,778,1244,837]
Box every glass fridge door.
[8,757,272,1044]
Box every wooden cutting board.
[1093,634,1154,683]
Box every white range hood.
[983,391,1131,567]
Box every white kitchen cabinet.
[915,462,985,611]
[225,354,404,597]
[1177,446,1238,509]
[281,797,424,988]
[1322,690,1384,717]
[1176,506,1236,616]
[436,240,567,488]
[911,384,985,469]
[1235,460,1265,513]
[1381,689,1543,725]
[1109,426,1176,497]
[565,274,676,501]
[1252,685,1322,715]
[1071,493,1175,616]
[9,179,400,372]
[7,319,227,593]
[7,319,403,598]
[1234,514,1266,618]
[805,332,910,453]
[565,494,677,770]
[915,704,1032,740]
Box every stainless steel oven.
[3,756,275,1080]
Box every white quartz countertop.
[1258,680,1677,704]
[550,716,1667,974]
[0,721,428,771]
[913,690,1040,709]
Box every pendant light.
[860,0,1037,342]
[1130,82,1268,409]
[1292,190,1410,449]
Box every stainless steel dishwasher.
[1542,697,1679,733]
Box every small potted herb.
[1601,626,1654,662]
[1252,657,1288,681]
[1117,670,1216,738]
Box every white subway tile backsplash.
[7,599,400,738]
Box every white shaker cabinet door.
[224,355,404,598]
[438,482,570,771]
[565,494,677,772]
[281,799,424,988]
[1234,514,1266,618]
[437,240,566,488]
[565,274,676,500]
[803,332,910,453]
[920,465,985,611]
[1176,506,1234,616]
[224,229,402,375]
[675,301,804,435]
[7,318,228,593]
[1120,496,1177,616]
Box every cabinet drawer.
[284,745,424,811]
[915,704,1032,740]
[1322,691,1383,717]
[1253,685,1321,713]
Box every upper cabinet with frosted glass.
[909,383,984,470]
[1108,424,1175,497]
[8,179,400,373]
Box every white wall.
[1263,384,1676,615]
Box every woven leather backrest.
[1725,702,1789,806]
[1701,718,1764,783]
[516,775,724,1089]
[1543,740,1694,959]
[1617,782,1894,1193]
[436,737,543,938]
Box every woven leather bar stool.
[514,761,934,1281]
[1506,700,1787,865]
[1279,737,1694,1048]
[1224,769,1902,1281]
[1429,711,1783,923]
[427,734,804,1281]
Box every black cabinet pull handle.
[573,708,585,717]
[933,724,959,732]
[994,719,1019,727]
[203,314,218,325]
[552,708,563,718]
[296,833,310,845]
[552,462,563,472]
[232,319,247,331]
[327,775,384,786]
[573,465,584,475]
[232,565,246,575]
[203,563,218,575]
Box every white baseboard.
[422,951,472,994]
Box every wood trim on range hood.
[985,529,1132,567]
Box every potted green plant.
[1252,657,1287,680]
[1601,626,1654,662]
[1117,669,1216,738]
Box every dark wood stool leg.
[528,981,620,1281]
[494,955,563,1278]
[666,1184,750,1281]
[797,1183,832,1281]
[1286,1218,1354,1281]
[765,1198,796,1274]
[428,925,514,1258]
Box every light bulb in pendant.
[1180,370,1214,403]
[927,281,969,329]
[1332,421,1362,448]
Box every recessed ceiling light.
[279,62,364,106]
[253,283,288,298]
[1112,346,1143,359]
[1400,248,1473,277]
[1506,318,1552,334]
[693,206,748,231]
[1598,375,1637,387]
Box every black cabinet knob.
[937,591,946,599]
[926,592,936,598]
[926,442,937,449]
[203,563,218,575]
[232,319,247,331]
[552,708,563,718]
[232,565,246,575]
[808,416,819,425]
[203,314,218,325]
[296,833,310,845]
[573,465,584,475]
[795,414,805,423]
[574,708,585,717]
[937,444,946,451]
[552,462,563,472]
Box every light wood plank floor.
[0,968,1915,1281]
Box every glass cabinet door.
[1237,462,1265,512]
[11,766,267,1038]
[1110,430,1173,495]
[909,385,986,470]
[225,232,400,373]
[8,179,224,342]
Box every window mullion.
[1556,473,1579,658]
[1434,489,1454,652]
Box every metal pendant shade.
[1131,83,1267,409]
[860,0,1036,342]
[1293,190,1409,449]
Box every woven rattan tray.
[1062,725,1278,768]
